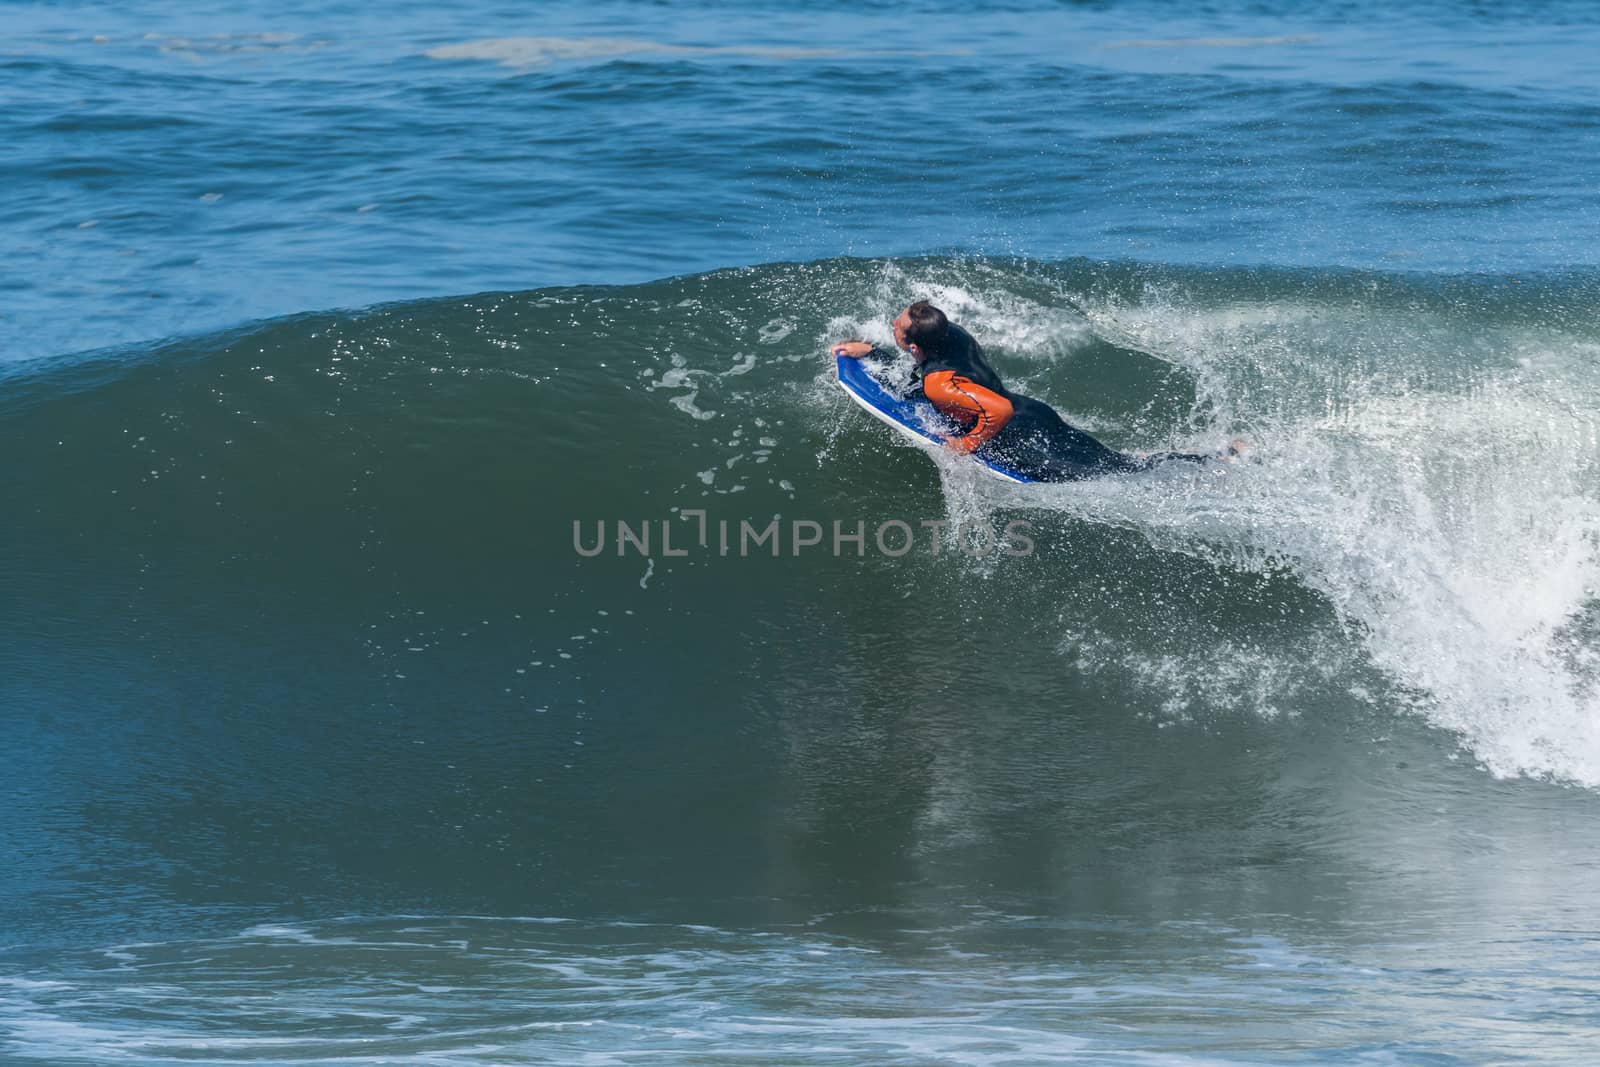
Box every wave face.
[8,257,1599,776]
[5,257,1600,1061]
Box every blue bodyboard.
[834,354,1036,484]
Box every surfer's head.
[894,301,949,362]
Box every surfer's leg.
[987,396,1135,481]
[1126,439,1249,470]
[1124,450,1210,470]
[989,399,1252,479]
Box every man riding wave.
[833,301,1237,482]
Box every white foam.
[651,355,718,420]
[824,265,1600,784]
[827,261,1095,368]
[1015,292,1600,785]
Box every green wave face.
[4,257,1600,937]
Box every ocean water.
[4,1,1600,1063]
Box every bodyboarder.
[833,301,1237,481]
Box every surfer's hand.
[831,341,872,358]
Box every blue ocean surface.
[4,0,1600,1064]
[5,0,1600,361]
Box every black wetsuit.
[875,324,1207,482]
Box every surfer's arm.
[831,341,873,358]
[921,370,1013,453]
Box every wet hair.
[904,300,949,354]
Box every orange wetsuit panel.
[921,370,1014,452]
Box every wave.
[3,257,1598,785]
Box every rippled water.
[5,914,1599,1065]
[6,0,1600,361]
